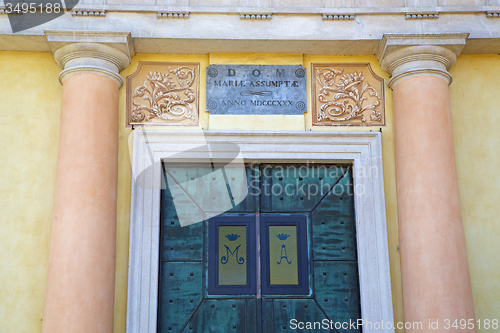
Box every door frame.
[126,130,394,333]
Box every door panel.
[261,165,347,212]
[158,164,361,333]
[160,181,203,261]
[314,261,360,332]
[262,299,274,332]
[183,299,247,332]
[165,164,236,213]
[228,165,259,213]
[208,215,256,295]
[312,167,356,261]
[157,262,204,332]
[271,299,330,333]
[260,215,310,295]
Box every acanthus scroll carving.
[312,63,385,126]
[127,62,200,126]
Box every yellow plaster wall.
[0,51,403,333]
[116,53,404,332]
[450,55,500,330]
[303,55,403,331]
[0,52,62,333]
[116,53,210,333]
[3,51,499,333]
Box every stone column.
[43,31,133,333]
[378,34,476,332]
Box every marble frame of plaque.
[206,65,307,115]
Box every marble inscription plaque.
[206,65,307,115]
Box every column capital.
[376,33,469,89]
[45,30,135,87]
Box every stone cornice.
[3,4,499,15]
[45,31,134,87]
[376,33,469,62]
[0,11,497,55]
[377,33,469,88]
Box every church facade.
[1,1,500,332]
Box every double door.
[158,164,361,332]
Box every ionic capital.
[377,33,469,89]
[45,30,134,87]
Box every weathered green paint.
[165,164,236,213]
[312,167,356,261]
[157,262,204,332]
[246,299,257,333]
[262,299,274,333]
[158,164,360,332]
[260,165,272,212]
[165,165,214,211]
[314,261,361,332]
[160,172,203,261]
[261,165,347,212]
[271,299,329,332]
[183,299,247,332]
[228,166,259,212]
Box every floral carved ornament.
[127,62,200,126]
[312,64,385,126]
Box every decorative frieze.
[127,62,200,126]
[486,12,500,18]
[240,14,272,20]
[72,10,106,17]
[311,63,385,126]
[157,12,189,19]
[405,12,439,19]
[322,14,355,20]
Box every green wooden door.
[158,164,360,332]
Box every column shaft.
[393,75,476,331]
[43,73,119,333]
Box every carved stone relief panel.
[126,62,200,126]
[311,63,385,127]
